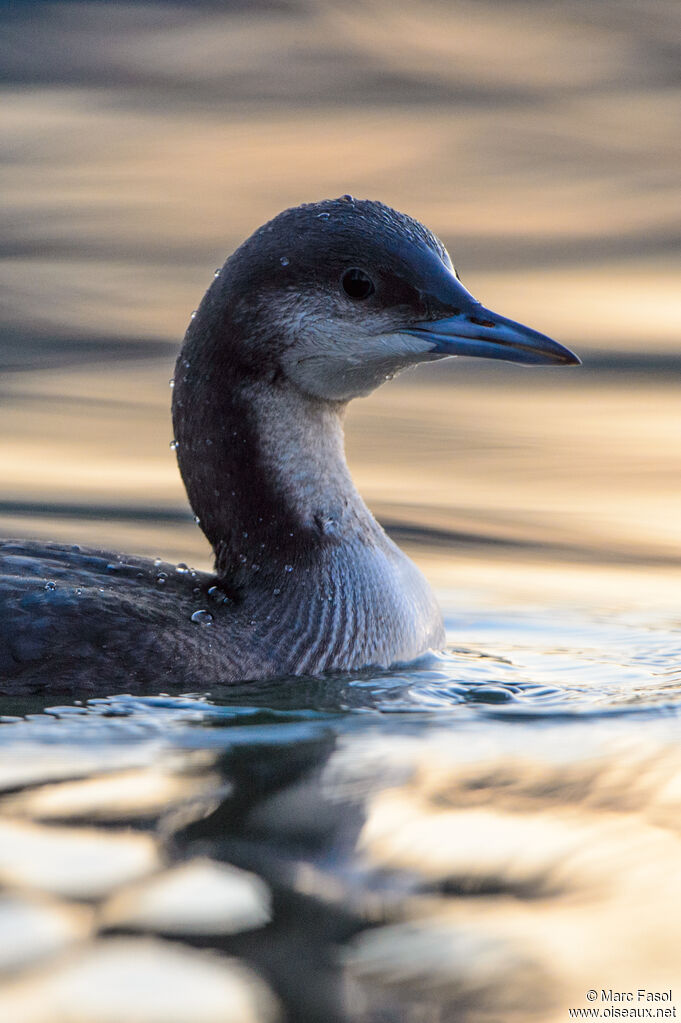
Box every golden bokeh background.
[1,0,680,609]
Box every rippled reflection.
[1,667,681,1020]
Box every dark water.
[1,1,681,1020]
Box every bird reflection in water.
[0,702,680,1022]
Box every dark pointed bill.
[408,308,580,366]
[398,249,580,366]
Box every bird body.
[0,198,578,693]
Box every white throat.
[247,382,373,539]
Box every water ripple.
[0,604,676,749]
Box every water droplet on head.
[168,378,175,389]
[340,193,354,202]
[317,212,330,220]
[169,440,178,450]
[191,609,213,625]
[193,515,201,525]
[175,563,189,574]
[190,310,197,321]
[44,580,56,591]
[284,564,293,573]
[154,558,162,567]
[322,517,338,536]
[273,588,281,596]
[238,553,247,564]
[214,268,221,278]
[279,256,290,267]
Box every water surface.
[1,1,680,1020]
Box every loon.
[0,198,578,694]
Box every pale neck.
[173,364,381,591]
[172,346,444,668]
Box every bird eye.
[341,268,375,300]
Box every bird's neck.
[173,359,380,590]
[172,347,444,669]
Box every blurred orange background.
[1,0,679,602]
